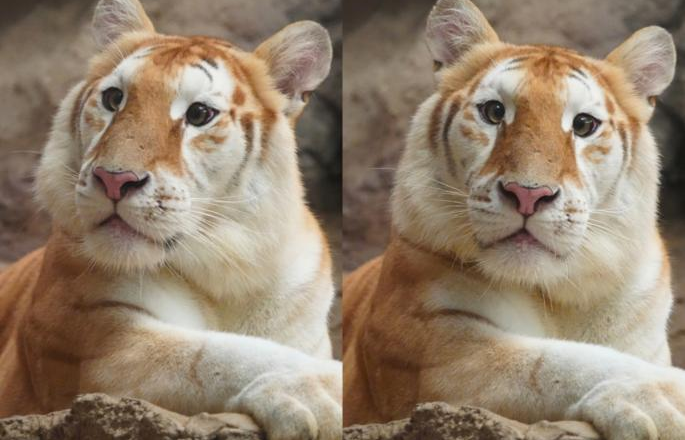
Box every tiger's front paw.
[227,361,341,440]
[567,370,685,440]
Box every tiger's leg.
[31,313,341,440]
[370,316,685,440]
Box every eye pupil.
[102,87,123,112]
[479,100,505,124]
[186,103,216,127]
[572,113,599,137]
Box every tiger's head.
[36,0,331,273]
[392,0,676,294]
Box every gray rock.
[0,393,261,440]
[343,402,601,440]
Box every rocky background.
[343,0,685,367]
[0,0,342,353]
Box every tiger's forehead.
[88,34,237,80]
[85,33,282,117]
[98,38,237,89]
[442,45,608,97]
[474,49,604,97]
[446,45,615,122]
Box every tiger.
[0,0,341,439]
[342,0,684,438]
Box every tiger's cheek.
[78,92,114,158]
[576,131,624,204]
[447,109,495,186]
[81,111,108,151]
[183,120,247,194]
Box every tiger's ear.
[255,21,332,117]
[92,0,155,49]
[607,26,676,100]
[426,0,499,72]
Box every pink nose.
[502,182,557,216]
[93,167,149,201]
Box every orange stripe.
[442,96,462,177]
[428,97,446,151]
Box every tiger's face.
[440,48,633,273]
[74,37,275,270]
[36,0,331,272]
[393,0,675,288]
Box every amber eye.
[573,113,600,137]
[478,100,506,125]
[102,87,124,112]
[186,103,217,127]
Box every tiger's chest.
[106,274,271,335]
[424,274,667,358]
[426,281,548,338]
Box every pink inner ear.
[427,9,486,66]
[93,0,154,48]
[278,53,318,97]
[277,41,329,98]
[634,62,666,95]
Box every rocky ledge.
[0,394,261,440]
[343,403,601,440]
[1,396,601,440]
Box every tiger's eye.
[102,87,123,112]
[186,103,217,127]
[573,113,600,137]
[479,100,506,125]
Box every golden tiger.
[343,1,683,438]
[0,0,341,439]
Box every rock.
[0,393,261,440]
[343,402,601,440]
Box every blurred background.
[343,0,685,365]
[0,0,341,356]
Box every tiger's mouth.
[485,226,558,256]
[97,214,182,251]
[502,229,541,247]
[489,228,558,256]
[98,214,151,241]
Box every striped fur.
[343,1,684,438]
[0,1,341,439]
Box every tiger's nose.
[93,167,149,201]
[500,182,559,216]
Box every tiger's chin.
[475,228,582,288]
[80,215,171,272]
